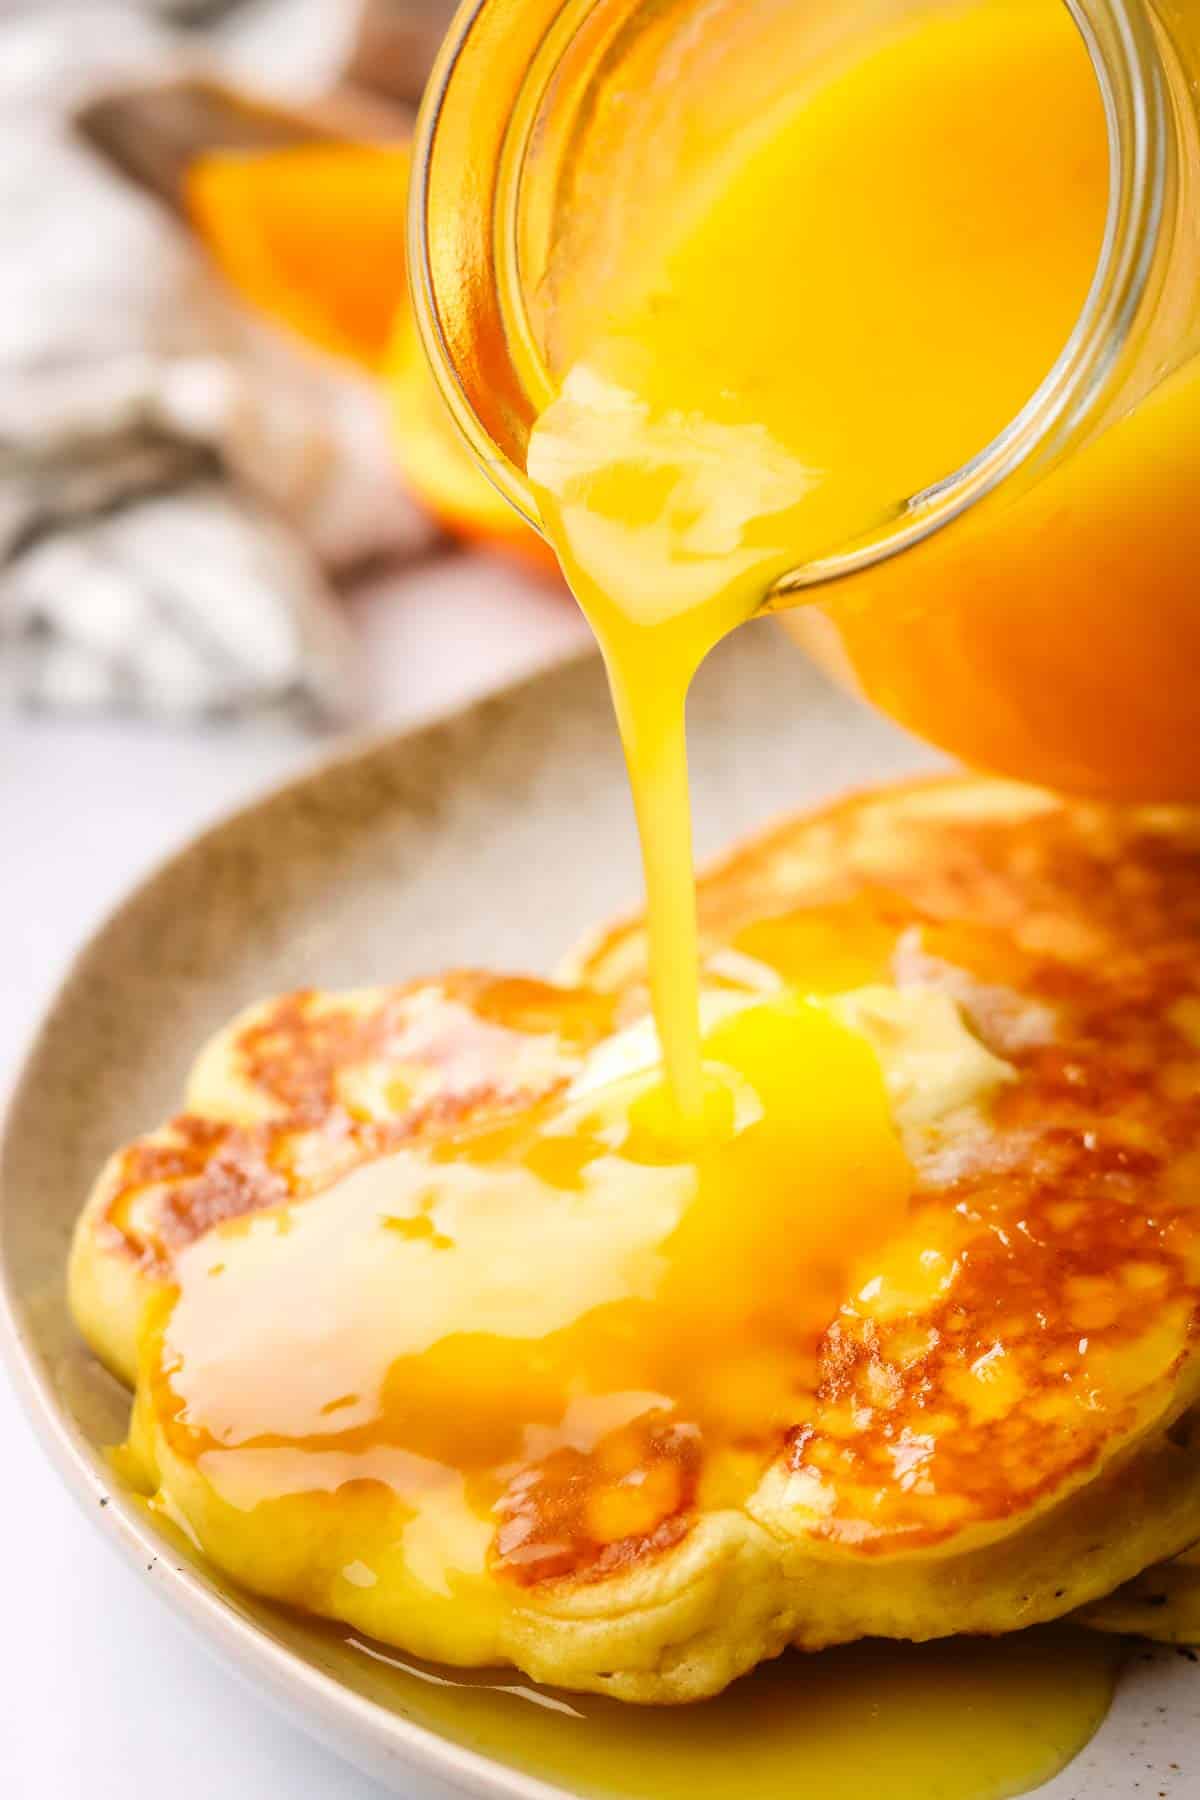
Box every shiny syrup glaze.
[148,995,910,1577]
[101,975,617,1259]
[100,791,1200,1582]
[88,781,1200,1791]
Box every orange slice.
[187,142,411,368]
[186,140,558,575]
[383,305,558,575]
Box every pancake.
[1079,1542,1200,1644]
[70,776,1200,1699]
[70,973,616,1385]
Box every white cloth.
[0,2,437,723]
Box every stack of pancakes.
[70,778,1200,1698]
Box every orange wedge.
[382,304,557,574]
[187,142,411,368]
[186,140,558,575]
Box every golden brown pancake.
[70,777,1200,1698]
[1079,1541,1200,1644]
[71,974,616,1385]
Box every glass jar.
[410,0,1200,798]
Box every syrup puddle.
[340,1626,1121,1800]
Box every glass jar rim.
[408,0,1169,595]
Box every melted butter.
[338,1630,1120,1800]
[526,0,1103,1120]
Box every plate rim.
[0,649,603,1800]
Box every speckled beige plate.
[1,624,1194,1796]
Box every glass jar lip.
[409,0,1169,591]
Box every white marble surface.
[0,555,588,1798]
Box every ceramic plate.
[2,623,1195,1796]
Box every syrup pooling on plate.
[527,0,1105,1118]
[144,996,912,1581]
[83,782,1200,1732]
[339,1632,1120,1800]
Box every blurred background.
[1,9,588,1793]
[1,0,594,1064]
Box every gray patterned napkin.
[0,1,438,724]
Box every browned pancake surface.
[96,973,616,1270]
[78,781,1200,1594]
